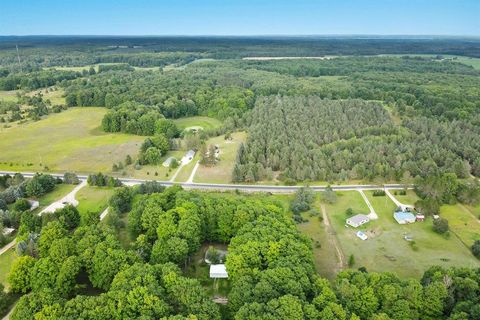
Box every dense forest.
[3,184,480,319]
[234,96,480,182]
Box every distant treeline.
[1,36,480,63]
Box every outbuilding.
[28,200,39,211]
[394,210,416,224]
[346,214,370,228]
[209,264,228,279]
[416,214,425,222]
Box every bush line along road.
[0,171,412,193]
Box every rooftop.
[347,214,370,224]
[209,264,228,279]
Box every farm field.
[324,191,480,278]
[76,186,115,216]
[173,116,222,131]
[194,132,247,184]
[0,107,144,173]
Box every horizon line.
[1,34,479,38]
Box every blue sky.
[0,0,478,36]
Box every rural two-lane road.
[0,171,412,193]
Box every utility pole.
[16,44,22,72]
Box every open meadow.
[76,186,115,216]
[194,132,246,184]
[173,116,222,131]
[0,107,143,173]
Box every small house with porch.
[346,214,370,228]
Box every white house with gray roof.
[346,214,370,228]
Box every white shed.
[209,264,228,279]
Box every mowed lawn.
[441,204,480,247]
[129,150,185,180]
[392,189,420,206]
[325,191,480,278]
[173,116,222,131]
[173,153,200,182]
[76,186,115,216]
[0,247,17,289]
[194,132,247,184]
[0,107,143,173]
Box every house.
[394,210,416,224]
[2,227,15,236]
[416,214,425,222]
[346,214,370,228]
[162,157,177,168]
[209,264,228,279]
[356,231,368,240]
[28,200,39,211]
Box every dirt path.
[320,204,345,271]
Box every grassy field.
[393,189,420,205]
[454,56,480,70]
[128,150,185,180]
[194,132,247,184]
[173,154,200,182]
[173,116,222,131]
[0,90,19,102]
[441,204,480,247]
[76,186,115,216]
[0,107,143,173]
[323,191,480,278]
[36,184,76,207]
[0,247,17,289]
[29,87,66,105]
[297,204,339,280]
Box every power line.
[15,44,22,72]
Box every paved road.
[0,171,413,193]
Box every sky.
[0,0,479,36]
